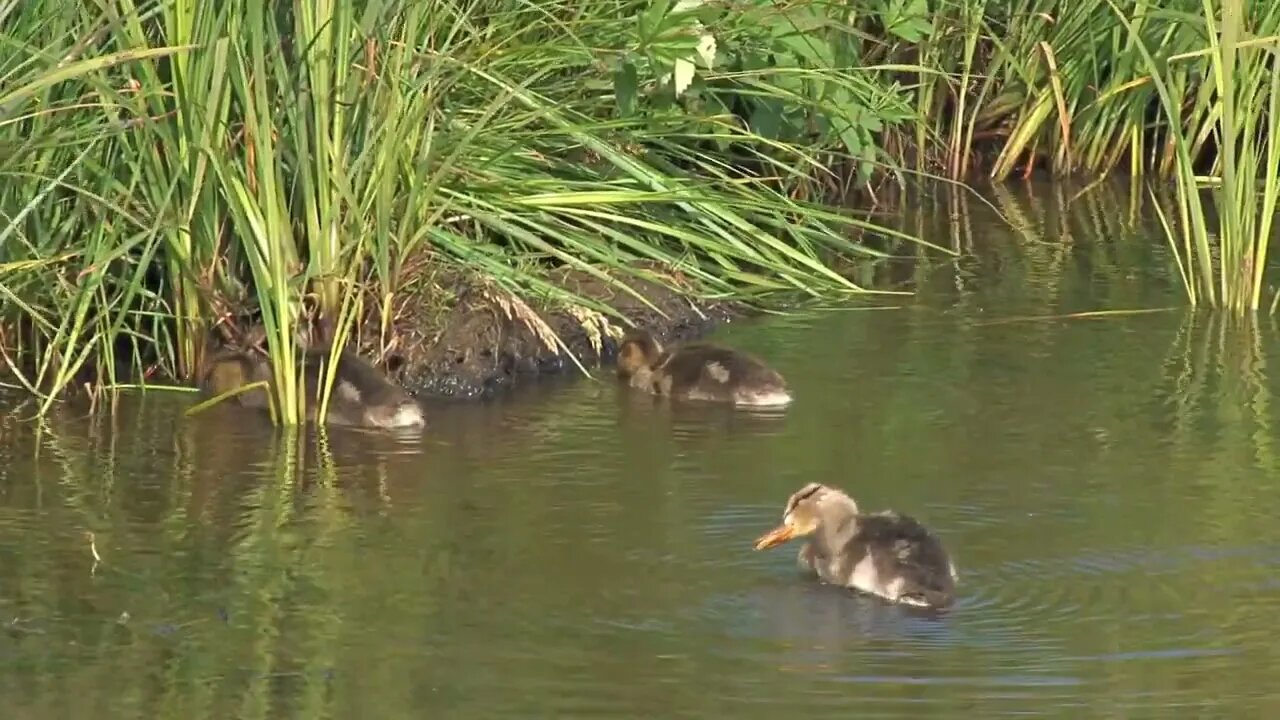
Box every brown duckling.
[200,350,274,410]
[754,483,958,609]
[616,328,792,407]
[200,347,425,429]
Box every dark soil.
[379,261,740,399]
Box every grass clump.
[0,0,941,421]
[1108,0,1280,312]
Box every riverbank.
[379,261,740,400]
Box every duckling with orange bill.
[754,483,958,609]
[615,328,792,407]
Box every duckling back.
[838,512,957,610]
[301,348,425,429]
[655,343,792,407]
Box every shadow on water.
[5,180,1280,717]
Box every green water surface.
[2,181,1279,718]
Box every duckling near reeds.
[199,347,425,429]
[615,328,792,407]
[753,483,958,609]
[200,350,273,410]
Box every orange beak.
[753,524,796,550]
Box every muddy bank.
[381,263,740,399]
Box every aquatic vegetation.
[908,0,1280,181]
[1110,1,1280,312]
[0,0,936,421]
[894,0,1280,310]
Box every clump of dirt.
[385,261,739,399]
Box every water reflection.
[4,181,1280,717]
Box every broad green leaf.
[775,34,835,68]
[614,60,638,116]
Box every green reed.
[890,0,1279,311]
[906,0,1279,186]
[1108,0,1280,312]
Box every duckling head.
[203,356,251,393]
[366,400,427,429]
[616,329,663,379]
[753,483,858,550]
[204,352,270,388]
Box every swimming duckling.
[753,483,958,609]
[199,347,425,429]
[615,328,791,407]
[200,350,273,410]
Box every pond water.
[4,180,1280,717]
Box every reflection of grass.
[0,399,442,716]
[1158,311,1280,540]
[875,178,1178,311]
[1151,311,1280,692]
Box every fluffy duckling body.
[200,347,425,429]
[754,483,957,609]
[616,329,791,407]
[201,351,273,410]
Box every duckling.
[199,347,425,429]
[753,483,958,609]
[615,328,791,407]
[200,350,273,409]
